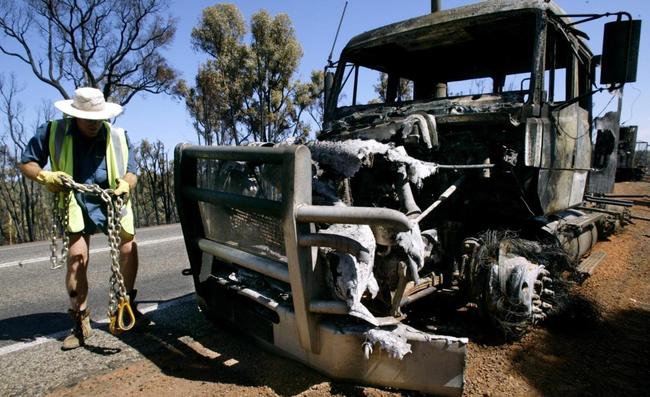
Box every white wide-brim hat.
[54,87,123,120]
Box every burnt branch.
[0,0,178,105]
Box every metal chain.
[49,193,70,270]
[106,192,127,318]
[49,175,129,321]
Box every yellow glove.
[114,178,130,197]
[36,170,71,193]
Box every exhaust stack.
[432,0,447,97]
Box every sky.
[2,0,650,152]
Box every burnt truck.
[174,1,641,395]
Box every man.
[20,87,141,350]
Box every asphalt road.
[0,223,195,349]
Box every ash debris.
[320,223,379,325]
[394,223,425,283]
[307,139,438,187]
[230,136,583,341]
[308,139,437,324]
[306,139,569,339]
[363,328,412,360]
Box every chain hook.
[108,296,135,335]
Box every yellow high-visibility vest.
[48,118,134,235]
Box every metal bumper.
[174,143,467,396]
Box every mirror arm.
[551,87,606,112]
[557,12,632,27]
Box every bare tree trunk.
[20,175,34,241]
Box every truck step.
[565,213,605,230]
[577,251,606,277]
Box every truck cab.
[322,0,637,219]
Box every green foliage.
[132,139,176,227]
[191,3,246,58]
[177,4,251,145]
[181,4,323,145]
[374,73,413,103]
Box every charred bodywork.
[311,0,603,337]
[323,0,595,217]
[176,1,640,395]
[616,126,645,181]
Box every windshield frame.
[327,9,552,116]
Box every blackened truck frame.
[174,143,467,396]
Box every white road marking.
[0,224,181,254]
[0,235,184,269]
[0,294,195,356]
[0,241,50,253]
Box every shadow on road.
[0,312,70,343]
[112,293,373,396]
[0,297,183,345]
[82,342,122,356]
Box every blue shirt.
[21,119,137,234]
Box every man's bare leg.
[118,230,138,292]
[66,233,90,310]
[63,233,93,350]
[118,230,148,327]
